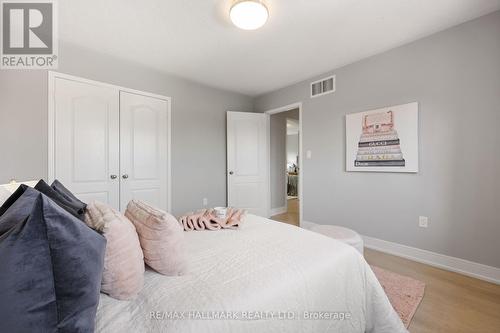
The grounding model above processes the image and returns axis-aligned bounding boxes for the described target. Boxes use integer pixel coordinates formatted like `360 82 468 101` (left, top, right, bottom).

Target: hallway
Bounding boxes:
271 198 299 227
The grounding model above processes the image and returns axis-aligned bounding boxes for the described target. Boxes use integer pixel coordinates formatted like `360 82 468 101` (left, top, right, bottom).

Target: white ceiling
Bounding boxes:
60 0 500 96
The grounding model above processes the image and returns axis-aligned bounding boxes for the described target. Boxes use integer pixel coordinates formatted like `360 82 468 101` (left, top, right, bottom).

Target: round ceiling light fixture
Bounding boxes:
230 0 269 30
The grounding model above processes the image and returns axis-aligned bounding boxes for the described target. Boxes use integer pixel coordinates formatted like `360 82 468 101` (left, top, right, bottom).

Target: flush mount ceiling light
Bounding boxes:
230 0 269 30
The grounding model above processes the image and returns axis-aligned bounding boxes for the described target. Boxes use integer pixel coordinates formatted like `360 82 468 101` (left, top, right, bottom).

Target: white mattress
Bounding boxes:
96 214 407 333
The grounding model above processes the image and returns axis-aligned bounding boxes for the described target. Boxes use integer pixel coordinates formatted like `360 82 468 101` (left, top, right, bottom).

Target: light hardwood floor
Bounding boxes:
365 248 500 333
271 207 500 332
271 198 299 226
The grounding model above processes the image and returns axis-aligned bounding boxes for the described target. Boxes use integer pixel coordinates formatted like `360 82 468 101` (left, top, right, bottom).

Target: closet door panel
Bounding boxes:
72 102 109 181
132 108 159 179
120 92 168 212
53 78 120 209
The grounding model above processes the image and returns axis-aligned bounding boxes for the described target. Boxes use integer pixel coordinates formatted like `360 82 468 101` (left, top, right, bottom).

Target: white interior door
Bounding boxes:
227 112 268 216
53 77 120 208
119 91 169 212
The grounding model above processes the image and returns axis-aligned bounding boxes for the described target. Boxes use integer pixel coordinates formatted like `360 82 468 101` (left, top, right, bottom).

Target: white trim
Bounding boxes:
263 111 271 218
48 71 171 102
47 72 55 182
264 102 303 226
166 97 172 212
283 170 288 212
47 71 173 212
270 206 287 216
363 235 500 285
310 75 336 98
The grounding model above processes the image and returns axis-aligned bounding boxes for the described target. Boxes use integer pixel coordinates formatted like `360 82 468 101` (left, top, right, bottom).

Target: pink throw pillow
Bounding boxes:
125 200 186 276
85 201 144 300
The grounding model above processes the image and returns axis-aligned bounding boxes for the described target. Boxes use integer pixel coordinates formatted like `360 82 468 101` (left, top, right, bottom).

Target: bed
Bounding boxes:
96 214 407 333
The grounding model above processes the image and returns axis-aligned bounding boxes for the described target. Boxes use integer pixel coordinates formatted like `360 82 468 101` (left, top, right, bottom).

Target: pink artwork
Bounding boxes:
355 110 406 167
346 102 419 173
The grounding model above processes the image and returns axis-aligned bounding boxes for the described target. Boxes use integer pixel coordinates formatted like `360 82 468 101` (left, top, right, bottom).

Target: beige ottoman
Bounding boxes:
310 224 364 255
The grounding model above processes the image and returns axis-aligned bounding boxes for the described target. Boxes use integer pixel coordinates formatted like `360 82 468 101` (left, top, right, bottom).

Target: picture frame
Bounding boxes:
345 102 419 173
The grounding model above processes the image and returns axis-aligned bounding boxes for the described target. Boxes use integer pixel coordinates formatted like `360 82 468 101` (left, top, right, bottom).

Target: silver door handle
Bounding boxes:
122 174 129 179
110 175 117 179
229 171 234 175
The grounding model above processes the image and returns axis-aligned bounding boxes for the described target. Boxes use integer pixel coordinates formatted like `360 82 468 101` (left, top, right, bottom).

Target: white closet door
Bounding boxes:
119 91 169 212
53 77 120 208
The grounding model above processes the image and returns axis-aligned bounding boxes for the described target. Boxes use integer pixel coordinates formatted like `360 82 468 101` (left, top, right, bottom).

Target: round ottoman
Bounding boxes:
300 220 319 230
310 225 364 255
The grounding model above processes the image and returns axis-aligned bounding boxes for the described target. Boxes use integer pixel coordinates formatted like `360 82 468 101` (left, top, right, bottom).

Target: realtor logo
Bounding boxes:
1 0 58 69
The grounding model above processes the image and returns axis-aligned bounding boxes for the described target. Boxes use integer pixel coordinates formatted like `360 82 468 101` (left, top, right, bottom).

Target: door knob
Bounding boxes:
229 171 234 175
110 175 117 179
122 174 129 179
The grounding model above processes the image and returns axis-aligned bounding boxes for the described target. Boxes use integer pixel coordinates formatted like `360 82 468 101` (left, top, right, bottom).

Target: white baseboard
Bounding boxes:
270 206 287 216
363 235 500 285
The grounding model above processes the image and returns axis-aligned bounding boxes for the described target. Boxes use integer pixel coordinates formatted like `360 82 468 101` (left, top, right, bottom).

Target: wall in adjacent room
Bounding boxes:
0 42 253 216
269 108 299 210
254 11 500 268
287 134 299 167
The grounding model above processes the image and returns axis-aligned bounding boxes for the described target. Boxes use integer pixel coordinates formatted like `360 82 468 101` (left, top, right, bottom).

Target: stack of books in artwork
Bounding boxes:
355 111 405 167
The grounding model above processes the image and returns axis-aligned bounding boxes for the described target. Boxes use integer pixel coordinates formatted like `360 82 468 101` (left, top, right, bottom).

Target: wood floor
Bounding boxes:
365 249 500 333
272 206 500 332
270 198 299 226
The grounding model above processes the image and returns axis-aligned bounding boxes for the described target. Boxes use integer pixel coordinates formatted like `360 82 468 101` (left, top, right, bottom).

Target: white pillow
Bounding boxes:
0 181 38 206
0 188 11 206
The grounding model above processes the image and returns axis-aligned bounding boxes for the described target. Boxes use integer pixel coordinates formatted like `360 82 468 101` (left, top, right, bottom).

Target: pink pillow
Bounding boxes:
125 200 186 276
85 201 144 300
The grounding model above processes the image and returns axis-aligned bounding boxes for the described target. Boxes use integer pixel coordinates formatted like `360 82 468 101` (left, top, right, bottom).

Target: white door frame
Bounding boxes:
47 71 172 212
264 102 303 225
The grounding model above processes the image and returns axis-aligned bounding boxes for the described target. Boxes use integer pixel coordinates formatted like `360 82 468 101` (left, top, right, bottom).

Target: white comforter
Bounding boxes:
96 215 407 333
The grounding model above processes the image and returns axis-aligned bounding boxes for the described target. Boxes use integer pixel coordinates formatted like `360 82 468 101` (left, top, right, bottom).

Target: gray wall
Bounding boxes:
0 42 253 216
0 71 48 185
269 109 299 210
255 11 500 268
1 12 499 268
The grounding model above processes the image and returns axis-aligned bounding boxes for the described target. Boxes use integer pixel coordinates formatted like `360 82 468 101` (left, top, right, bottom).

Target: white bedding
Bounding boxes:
96 214 407 333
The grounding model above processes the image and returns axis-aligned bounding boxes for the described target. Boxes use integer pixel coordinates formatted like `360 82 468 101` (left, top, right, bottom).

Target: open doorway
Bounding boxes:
266 103 302 227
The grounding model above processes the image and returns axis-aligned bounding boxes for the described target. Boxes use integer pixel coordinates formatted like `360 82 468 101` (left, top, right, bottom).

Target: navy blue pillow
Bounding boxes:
51 179 87 215
34 179 86 221
0 187 106 333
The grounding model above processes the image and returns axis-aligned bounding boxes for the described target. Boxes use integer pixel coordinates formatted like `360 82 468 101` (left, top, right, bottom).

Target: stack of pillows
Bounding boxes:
0 179 186 333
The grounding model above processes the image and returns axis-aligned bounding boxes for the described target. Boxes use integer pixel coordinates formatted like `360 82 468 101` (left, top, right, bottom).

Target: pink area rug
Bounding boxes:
371 266 425 328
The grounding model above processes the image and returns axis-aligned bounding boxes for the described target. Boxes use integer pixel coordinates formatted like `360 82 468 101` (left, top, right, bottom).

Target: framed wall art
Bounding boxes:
346 102 419 173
